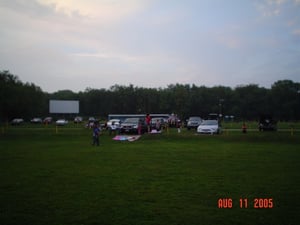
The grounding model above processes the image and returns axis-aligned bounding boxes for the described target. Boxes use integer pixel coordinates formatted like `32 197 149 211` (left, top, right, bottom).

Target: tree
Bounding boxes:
233 84 268 120
0 70 47 121
270 80 300 120
2 69 299 121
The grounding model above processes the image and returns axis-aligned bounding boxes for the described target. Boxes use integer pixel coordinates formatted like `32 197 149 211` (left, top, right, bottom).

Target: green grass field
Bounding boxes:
0 125 299 225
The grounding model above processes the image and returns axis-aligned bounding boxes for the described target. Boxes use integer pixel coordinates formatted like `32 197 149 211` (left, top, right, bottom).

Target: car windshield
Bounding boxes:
151 118 163 122
124 118 140 123
189 117 201 121
109 119 120 123
200 120 218 125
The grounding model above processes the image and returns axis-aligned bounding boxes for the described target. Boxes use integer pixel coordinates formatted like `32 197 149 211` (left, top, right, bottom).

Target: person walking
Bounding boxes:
92 123 100 146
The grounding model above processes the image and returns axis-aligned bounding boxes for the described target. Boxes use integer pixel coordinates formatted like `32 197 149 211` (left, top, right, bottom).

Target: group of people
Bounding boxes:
146 114 165 133
92 116 249 146
91 114 162 146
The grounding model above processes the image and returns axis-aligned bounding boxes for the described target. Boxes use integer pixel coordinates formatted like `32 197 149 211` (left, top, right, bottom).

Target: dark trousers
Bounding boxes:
92 136 99 146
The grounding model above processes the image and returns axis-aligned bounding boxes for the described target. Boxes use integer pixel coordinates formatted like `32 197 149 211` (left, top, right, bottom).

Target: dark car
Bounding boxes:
207 113 219 120
187 116 202 130
259 115 277 131
43 117 53 124
120 118 147 134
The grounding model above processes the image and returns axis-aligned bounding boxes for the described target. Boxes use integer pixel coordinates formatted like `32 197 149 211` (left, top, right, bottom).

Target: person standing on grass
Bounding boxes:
138 120 142 135
242 122 247 133
92 123 100 146
109 121 117 136
145 114 151 133
155 119 161 131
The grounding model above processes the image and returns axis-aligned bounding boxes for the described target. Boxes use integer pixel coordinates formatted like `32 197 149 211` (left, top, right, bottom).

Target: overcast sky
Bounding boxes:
1 0 300 93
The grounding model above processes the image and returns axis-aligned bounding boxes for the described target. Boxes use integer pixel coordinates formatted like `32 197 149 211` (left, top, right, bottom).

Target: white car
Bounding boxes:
11 118 24 125
56 119 68 126
31 118 42 123
197 120 221 134
74 116 83 123
106 119 121 129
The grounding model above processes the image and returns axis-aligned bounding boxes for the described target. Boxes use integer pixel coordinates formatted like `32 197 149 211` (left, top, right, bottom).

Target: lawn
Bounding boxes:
0 126 299 225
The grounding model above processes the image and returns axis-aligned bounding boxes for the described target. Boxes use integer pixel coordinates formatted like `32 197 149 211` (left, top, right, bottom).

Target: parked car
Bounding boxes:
88 117 95 122
259 115 277 131
168 114 181 127
74 116 83 123
106 119 121 134
120 118 147 134
107 119 121 129
56 119 68 126
207 113 219 120
187 116 202 130
86 117 97 128
43 117 53 124
11 118 24 125
150 117 166 130
30 118 42 124
197 120 221 134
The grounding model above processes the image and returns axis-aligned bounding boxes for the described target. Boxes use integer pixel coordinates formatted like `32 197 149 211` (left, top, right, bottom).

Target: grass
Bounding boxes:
0 126 299 225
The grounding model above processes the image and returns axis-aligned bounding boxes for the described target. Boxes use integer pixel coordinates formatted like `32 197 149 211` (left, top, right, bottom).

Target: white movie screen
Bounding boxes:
49 100 79 114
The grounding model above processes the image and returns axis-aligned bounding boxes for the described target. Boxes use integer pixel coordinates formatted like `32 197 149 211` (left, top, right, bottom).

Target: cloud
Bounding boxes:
255 1 282 17
37 0 148 23
0 0 54 17
1 0 299 92
292 29 300 35
255 0 300 17
215 33 242 49
70 52 141 63
266 0 287 4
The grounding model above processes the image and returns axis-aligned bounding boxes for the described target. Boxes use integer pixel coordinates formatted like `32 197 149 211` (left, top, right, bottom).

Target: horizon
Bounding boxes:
8 70 299 93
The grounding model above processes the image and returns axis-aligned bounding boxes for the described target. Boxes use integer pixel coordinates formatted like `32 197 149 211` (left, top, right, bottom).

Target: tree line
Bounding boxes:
1 70 300 122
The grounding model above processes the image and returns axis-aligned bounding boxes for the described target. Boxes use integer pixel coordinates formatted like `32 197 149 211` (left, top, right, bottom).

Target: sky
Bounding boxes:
0 0 300 93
